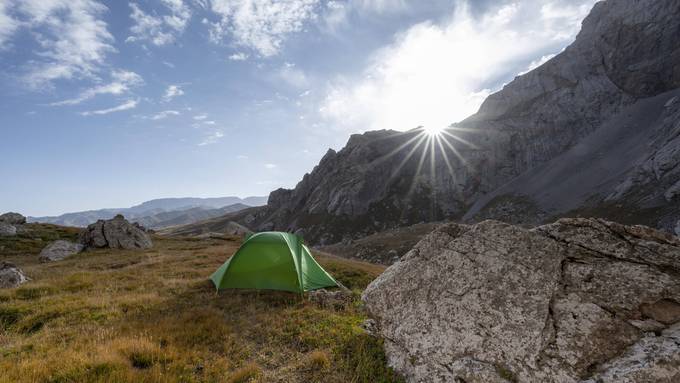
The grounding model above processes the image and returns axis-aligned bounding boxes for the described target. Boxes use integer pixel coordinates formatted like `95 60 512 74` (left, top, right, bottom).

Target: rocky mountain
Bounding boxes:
169 0 680 245
29 196 266 228
363 218 680 382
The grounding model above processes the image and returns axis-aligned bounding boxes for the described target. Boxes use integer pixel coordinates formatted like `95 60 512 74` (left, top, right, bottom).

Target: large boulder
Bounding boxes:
0 262 28 288
78 214 153 250
0 212 26 225
0 222 16 237
362 218 680 383
39 240 85 262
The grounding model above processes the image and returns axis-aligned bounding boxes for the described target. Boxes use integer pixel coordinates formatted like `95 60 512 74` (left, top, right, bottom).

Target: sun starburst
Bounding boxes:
371 124 479 221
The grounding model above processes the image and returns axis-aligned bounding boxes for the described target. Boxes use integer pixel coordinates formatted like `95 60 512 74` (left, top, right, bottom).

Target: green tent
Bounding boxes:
210 231 340 293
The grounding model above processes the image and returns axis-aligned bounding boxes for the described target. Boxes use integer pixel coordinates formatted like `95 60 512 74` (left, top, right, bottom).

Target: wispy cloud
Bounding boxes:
277 62 309 89
0 2 19 49
126 0 191 46
198 130 224 146
81 99 139 116
209 0 320 57
193 114 208 120
264 163 277 169
236 154 248 159
228 52 249 61
50 70 144 106
9 0 115 88
163 85 184 101
151 110 180 120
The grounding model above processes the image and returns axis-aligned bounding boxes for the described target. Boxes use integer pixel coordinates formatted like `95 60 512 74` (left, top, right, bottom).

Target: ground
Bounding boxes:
0 224 402 383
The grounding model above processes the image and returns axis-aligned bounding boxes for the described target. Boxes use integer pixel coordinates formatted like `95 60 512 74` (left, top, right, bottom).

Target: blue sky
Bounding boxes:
0 0 596 216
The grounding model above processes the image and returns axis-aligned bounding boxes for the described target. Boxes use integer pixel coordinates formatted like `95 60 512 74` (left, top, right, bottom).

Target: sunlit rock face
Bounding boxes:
232 0 680 244
363 218 680 383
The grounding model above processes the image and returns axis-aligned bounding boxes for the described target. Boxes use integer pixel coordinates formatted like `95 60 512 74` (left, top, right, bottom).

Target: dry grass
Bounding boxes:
0 226 402 383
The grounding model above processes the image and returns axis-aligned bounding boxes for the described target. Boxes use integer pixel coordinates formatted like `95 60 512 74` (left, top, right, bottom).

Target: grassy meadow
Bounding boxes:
0 225 402 383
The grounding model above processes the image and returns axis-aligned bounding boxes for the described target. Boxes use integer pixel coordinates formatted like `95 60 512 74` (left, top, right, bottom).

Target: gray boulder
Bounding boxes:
0 222 16 237
78 214 153 250
362 218 680 383
39 240 85 262
0 212 26 225
0 262 28 288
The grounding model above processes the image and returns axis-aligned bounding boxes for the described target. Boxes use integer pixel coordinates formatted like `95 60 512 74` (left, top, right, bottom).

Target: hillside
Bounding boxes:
29 196 267 228
0 224 400 382
168 0 680 245
133 203 251 230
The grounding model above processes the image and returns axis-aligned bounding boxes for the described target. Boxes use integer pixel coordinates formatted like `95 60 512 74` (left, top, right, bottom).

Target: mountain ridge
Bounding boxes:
29 196 267 227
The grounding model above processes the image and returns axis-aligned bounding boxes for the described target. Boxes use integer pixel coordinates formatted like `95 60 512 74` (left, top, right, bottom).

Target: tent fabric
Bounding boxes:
210 231 339 293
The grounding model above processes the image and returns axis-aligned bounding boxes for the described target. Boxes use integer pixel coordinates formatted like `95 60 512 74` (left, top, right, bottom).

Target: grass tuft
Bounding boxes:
308 350 331 370
227 362 262 383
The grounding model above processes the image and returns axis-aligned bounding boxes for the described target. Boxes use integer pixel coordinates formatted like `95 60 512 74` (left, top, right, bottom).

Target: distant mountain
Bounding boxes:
133 203 250 230
170 0 680 244
28 196 267 227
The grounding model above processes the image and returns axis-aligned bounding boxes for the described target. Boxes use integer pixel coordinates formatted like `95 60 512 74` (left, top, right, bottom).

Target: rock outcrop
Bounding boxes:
0 262 28 289
78 215 153 250
38 240 85 262
0 212 26 225
362 218 680 383
0 221 17 237
0 212 26 237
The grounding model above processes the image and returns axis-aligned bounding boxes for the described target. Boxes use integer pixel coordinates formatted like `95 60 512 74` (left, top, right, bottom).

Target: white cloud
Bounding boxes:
11 0 115 88
0 2 19 49
236 154 248 159
198 130 224 146
80 99 139 116
228 52 249 61
193 114 208 120
277 62 309 89
203 120 217 125
264 163 277 169
50 70 144 106
319 0 596 133
209 0 320 56
151 110 180 120
322 0 408 31
127 0 191 46
163 84 184 101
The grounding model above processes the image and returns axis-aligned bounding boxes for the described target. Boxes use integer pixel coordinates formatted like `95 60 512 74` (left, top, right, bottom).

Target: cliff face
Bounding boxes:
212 0 680 244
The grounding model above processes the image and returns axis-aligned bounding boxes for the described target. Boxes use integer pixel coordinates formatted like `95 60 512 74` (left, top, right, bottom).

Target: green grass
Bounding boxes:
0 223 79 256
0 225 402 383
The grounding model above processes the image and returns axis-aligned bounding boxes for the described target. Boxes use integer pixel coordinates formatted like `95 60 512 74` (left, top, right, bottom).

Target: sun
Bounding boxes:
422 125 444 136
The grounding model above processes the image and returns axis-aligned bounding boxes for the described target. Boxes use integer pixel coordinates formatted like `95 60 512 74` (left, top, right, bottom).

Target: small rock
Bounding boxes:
39 240 85 262
360 319 378 336
0 212 26 225
308 288 352 310
0 262 29 289
0 222 17 237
